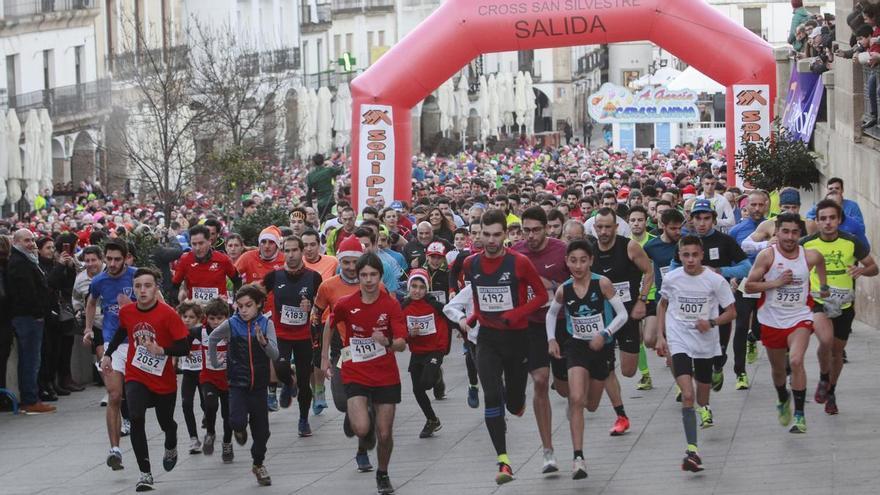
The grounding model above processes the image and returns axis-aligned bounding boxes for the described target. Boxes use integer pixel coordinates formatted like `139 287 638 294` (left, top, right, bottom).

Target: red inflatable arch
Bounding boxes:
349 0 776 210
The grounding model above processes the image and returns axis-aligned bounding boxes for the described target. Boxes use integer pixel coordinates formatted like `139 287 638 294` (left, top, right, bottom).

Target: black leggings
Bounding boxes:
463 340 479 387
180 371 203 438
476 327 529 456
275 339 314 420
202 383 232 443
733 293 761 375
409 352 443 421
125 381 178 474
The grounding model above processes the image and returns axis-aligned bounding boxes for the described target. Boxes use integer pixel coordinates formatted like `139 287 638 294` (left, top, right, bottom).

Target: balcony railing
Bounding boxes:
1 0 96 19
237 48 301 77
332 0 361 13
301 3 331 25
365 0 394 11
863 66 880 141
109 46 190 80
4 79 111 119
304 70 360 90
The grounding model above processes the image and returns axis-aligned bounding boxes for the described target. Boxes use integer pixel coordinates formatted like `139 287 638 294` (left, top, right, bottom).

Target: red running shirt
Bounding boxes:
119 302 189 395
332 290 406 387
172 250 237 302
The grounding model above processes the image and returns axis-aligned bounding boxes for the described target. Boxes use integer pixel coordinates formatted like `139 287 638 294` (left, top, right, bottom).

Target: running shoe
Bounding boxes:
222 443 234 463
572 456 588 480
356 451 373 472
252 464 272 486
699 405 714 429
675 384 682 402
267 391 279 412
609 415 630 436
162 448 178 472
100 393 108 407
636 373 653 391
106 448 124 471
203 433 215 456
376 472 395 494
711 370 724 392
298 418 313 437
789 414 807 434
419 418 442 438
495 462 514 485
735 373 750 390
312 390 328 416
135 472 154 492
121 418 131 437
777 394 792 427
825 394 839 415
681 451 704 472
541 448 558 474
467 385 480 409
814 380 829 404
234 429 248 446
433 368 446 400
280 384 293 409
189 437 202 454
746 340 758 364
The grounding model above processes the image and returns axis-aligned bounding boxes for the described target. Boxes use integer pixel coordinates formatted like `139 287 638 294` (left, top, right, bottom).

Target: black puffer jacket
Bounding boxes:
6 248 48 319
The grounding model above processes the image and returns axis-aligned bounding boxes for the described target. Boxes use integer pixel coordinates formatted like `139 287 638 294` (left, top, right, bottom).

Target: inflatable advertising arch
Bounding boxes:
349 0 776 210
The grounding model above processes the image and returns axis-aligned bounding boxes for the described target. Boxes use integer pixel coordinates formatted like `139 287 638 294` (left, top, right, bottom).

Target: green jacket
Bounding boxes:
788 7 811 45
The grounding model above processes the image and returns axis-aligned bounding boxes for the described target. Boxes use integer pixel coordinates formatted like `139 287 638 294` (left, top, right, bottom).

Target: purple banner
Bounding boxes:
781 66 825 142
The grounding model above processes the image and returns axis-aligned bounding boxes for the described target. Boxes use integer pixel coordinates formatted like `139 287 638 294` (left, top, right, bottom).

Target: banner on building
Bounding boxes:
357 104 395 209
732 84 771 166
781 66 824 142
588 83 699 123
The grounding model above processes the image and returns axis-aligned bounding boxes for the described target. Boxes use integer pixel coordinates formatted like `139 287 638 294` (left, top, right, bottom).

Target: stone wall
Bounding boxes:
795 0 880 327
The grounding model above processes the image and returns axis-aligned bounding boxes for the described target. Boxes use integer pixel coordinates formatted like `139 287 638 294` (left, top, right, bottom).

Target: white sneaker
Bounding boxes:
135 472 154 491
572 457 588 480
121 419 131 437
189 437 202 454
541 448 559 474
100 393 108 407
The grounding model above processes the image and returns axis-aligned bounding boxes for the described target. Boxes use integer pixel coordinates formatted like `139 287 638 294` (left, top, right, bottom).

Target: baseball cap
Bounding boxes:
390 200 404 211
426 241 446 257
691 198 716 215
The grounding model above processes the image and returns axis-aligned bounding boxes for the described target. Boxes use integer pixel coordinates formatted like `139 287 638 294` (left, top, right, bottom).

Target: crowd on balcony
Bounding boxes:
832 2 880 129
788 0 836 74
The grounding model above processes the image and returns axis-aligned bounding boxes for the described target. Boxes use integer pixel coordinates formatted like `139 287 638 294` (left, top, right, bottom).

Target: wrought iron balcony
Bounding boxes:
1 0 97 19
4 79 111 119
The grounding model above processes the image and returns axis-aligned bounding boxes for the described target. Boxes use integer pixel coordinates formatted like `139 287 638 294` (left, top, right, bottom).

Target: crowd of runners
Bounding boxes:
1 143 875 494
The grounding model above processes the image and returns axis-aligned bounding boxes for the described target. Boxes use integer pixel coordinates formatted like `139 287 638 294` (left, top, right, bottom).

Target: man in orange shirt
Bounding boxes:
234 226 285 411
303 229 339 280
302 228 339 415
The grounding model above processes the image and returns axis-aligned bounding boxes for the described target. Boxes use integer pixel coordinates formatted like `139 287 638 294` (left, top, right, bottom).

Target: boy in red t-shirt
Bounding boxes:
101 267 190 492
199 299 233 462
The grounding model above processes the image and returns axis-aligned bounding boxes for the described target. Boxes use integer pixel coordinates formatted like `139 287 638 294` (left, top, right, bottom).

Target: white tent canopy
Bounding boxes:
455 75 470 139
23 110 41 204
6 109 22 205
39 109 53 196
316 86 333 154
524 72 537 136
477 75 491 144
332 83 353 150
487 74 500 138
437 78 454 136
632 66 681 88
666 66 725 93
0 112 8 205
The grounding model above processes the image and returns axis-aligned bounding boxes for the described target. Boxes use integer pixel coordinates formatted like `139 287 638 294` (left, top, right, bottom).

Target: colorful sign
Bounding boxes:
732 84 771 167
357 104 395 209
781 66 824 142
588 83 699 123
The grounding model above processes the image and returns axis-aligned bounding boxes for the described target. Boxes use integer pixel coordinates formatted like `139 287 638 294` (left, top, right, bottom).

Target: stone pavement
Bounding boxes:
2 321 879 495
